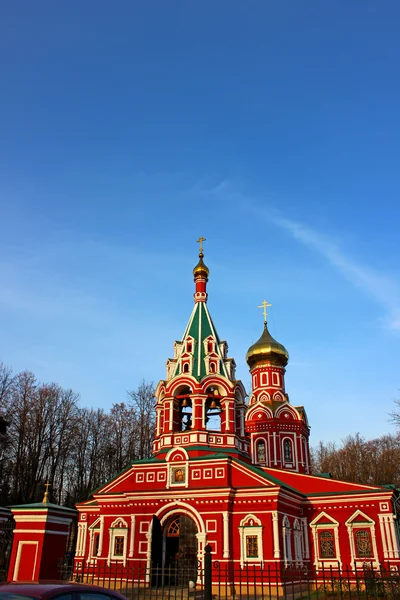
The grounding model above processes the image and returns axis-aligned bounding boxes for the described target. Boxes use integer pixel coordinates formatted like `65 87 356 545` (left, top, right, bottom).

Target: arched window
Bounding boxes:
167 518 180 537
205 390 222 431
283 439 293 462
183 363 189 373
256 440 266 464
319 531 335 558
210 363 216 373
355 529 372 558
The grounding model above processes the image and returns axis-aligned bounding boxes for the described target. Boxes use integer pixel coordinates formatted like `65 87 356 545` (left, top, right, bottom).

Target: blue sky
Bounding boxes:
1 1 399 446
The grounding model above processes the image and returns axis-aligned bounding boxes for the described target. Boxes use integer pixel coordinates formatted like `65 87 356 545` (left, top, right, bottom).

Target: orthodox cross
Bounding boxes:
196 236 206 254
258 300 272 324
42 482 51 504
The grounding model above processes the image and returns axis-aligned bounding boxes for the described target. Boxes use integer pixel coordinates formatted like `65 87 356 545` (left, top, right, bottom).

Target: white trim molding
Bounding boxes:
310 511 342 571
345 510 379 570
239 514 264 568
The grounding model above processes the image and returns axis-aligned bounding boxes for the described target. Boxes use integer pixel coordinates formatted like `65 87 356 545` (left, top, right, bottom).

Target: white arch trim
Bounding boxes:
246 405 273 421
110 517 128 528
165 446 189 462
275 404 299 420
154 500 206 535
239 513 262 527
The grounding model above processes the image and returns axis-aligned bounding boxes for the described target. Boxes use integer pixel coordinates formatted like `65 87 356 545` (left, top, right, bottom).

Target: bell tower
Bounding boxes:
245 301 311 473
153 240 248 459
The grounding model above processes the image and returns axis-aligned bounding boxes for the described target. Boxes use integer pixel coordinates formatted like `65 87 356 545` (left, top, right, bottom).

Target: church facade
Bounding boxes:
74 245 400 582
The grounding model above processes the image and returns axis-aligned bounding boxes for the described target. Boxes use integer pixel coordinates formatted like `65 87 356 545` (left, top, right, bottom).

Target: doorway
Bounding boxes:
151 514 198 585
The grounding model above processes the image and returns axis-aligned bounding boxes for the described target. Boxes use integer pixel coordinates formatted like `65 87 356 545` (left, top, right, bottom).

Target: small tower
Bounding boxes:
153 239 248 458
245 301 311 473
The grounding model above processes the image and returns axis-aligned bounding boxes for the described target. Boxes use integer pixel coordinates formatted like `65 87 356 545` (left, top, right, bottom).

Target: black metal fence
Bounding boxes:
62 555 400 600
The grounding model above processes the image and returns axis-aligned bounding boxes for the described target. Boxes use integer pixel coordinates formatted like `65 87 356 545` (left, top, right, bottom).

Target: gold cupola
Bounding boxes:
246 300 289 368
193 253 209 280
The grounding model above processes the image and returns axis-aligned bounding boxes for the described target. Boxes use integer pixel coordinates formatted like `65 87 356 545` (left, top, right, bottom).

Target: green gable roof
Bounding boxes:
170 301 231 381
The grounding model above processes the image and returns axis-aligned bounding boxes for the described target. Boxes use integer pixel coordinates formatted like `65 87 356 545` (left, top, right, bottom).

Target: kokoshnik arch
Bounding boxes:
74 240 400 582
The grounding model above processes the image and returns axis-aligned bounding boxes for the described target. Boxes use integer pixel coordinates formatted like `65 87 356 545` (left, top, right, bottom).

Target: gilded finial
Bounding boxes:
42 482 51 504
196 236 206 255
258 300 272 326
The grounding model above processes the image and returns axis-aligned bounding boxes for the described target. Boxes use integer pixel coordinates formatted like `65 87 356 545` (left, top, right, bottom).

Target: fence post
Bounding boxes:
204 544 212 600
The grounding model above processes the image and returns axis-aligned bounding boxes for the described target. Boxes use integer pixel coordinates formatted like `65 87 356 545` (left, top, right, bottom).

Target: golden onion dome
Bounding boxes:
193 252 209 279
246 323 289 369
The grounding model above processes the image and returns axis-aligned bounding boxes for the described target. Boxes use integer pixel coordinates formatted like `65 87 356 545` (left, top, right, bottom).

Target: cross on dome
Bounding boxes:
196 236 206 255
258 299 272 324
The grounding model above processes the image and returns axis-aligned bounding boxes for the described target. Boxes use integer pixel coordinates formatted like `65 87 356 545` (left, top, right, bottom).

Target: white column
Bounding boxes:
380 515 389 558
76 524 82 557
80 522 87 557
196 533 207 583
98 516 104 556
273 433 277 465
223 512 230 558
302 518 310 558
272 512 280 558
129 515 136 557
145 519 153 583
389 515 400 558
107 528 112 566
156 408 160 436
240 408 245 437
169 400 174 431
347 526 355 567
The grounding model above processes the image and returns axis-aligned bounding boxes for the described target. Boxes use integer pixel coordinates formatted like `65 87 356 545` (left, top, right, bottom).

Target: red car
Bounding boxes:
0 583 129 600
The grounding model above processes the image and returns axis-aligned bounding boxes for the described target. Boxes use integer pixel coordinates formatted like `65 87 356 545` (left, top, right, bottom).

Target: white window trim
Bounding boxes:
108 518 128 566
282 515 292 567
88 518 101 563
281 435 296 469
310 512 342 571
239 514 264 568
345 511 379 569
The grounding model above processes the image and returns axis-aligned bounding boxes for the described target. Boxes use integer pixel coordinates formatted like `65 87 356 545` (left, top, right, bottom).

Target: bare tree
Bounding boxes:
127 380 155 460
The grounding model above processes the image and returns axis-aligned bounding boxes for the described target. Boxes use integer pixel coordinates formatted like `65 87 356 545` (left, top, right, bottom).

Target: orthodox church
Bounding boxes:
74 242 400 581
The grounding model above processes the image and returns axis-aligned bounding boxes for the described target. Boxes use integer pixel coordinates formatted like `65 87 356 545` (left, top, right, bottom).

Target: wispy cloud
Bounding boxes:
267 211 400 330
199 180 400 331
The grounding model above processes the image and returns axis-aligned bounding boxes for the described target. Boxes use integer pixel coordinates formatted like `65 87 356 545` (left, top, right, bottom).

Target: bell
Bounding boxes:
182 398 188 407
210 399 217 409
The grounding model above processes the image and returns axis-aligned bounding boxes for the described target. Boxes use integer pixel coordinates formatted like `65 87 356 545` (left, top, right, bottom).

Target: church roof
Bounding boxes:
169 301 230 381
260 466 387 496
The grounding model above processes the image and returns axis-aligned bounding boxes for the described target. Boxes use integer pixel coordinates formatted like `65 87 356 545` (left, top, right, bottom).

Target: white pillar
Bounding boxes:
380 515 389 558
98 516 104 556
223 512 230 558
389 515 400 558
272 512 280 558
145 519 153 583
129 515 136 557
240 408 245 437
302 518 310 558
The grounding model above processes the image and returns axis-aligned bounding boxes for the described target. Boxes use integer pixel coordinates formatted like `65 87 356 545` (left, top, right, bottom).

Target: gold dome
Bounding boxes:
246 323 289 369
193 253 209 279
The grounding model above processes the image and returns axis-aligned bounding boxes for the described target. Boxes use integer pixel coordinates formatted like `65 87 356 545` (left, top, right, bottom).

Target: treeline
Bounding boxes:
0 362 155 507
311 432 400 488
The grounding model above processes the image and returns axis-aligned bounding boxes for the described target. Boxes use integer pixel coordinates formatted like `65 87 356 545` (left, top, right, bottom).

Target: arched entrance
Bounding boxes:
151 514 198 585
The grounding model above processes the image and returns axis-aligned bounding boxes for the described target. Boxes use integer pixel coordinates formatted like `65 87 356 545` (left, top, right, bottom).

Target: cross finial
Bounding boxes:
42 482 51 504
196 236 206 255
258 300 272 325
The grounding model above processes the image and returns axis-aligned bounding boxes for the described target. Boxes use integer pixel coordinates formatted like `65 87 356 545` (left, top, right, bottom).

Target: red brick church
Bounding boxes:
74 242 400 582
